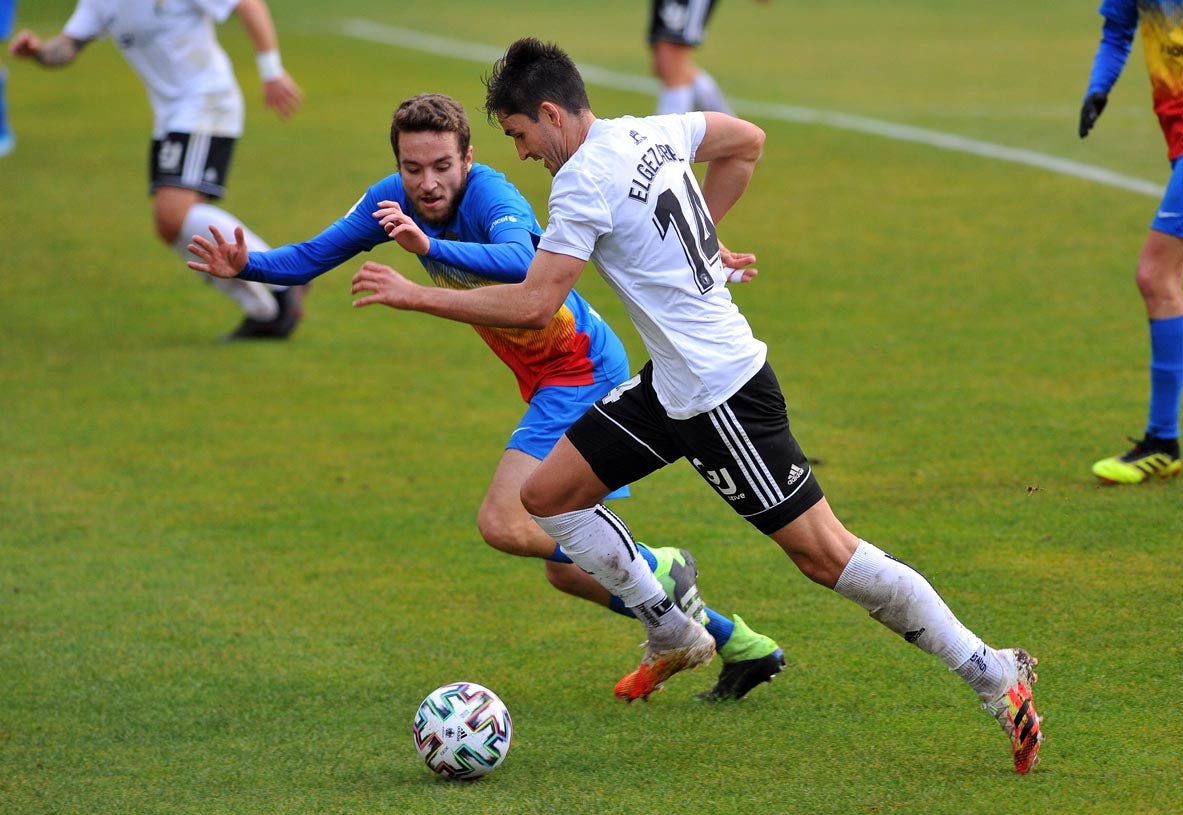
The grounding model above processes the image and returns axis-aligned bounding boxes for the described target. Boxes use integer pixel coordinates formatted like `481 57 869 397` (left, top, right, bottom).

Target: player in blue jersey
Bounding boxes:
1080 0 1183 483
0 0 16 156
187 93 784 701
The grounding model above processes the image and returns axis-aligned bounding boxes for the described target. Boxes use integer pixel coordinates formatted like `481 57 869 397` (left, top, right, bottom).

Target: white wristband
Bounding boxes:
256 50 284 83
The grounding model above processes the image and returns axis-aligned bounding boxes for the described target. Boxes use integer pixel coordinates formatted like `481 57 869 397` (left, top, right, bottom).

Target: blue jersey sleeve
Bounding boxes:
1087 1 1138 96
424 228 537 283
237 176 402 285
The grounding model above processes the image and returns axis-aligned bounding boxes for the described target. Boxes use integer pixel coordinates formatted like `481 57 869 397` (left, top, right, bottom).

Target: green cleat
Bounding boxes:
1092 434 1181 484
650 546 707 624
695 615 786 701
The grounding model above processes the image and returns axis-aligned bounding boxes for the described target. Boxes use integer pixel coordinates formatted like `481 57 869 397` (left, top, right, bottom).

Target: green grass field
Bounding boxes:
3 1 1181 813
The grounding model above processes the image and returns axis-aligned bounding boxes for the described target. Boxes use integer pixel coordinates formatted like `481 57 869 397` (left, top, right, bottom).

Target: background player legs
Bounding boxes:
652 39 697 115
156 185 298 332
652 39 731 115
1092 226 1183 481
1135 230 1183 440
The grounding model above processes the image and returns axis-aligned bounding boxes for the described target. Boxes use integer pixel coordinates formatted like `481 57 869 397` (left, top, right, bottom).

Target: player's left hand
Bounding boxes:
1079 91 1107 138
374 200 431 255
263 74 303 119
352 261 419 310
720 242 759 284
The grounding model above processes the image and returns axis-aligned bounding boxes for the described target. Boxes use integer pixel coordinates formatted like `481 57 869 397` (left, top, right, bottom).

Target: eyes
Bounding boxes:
401 161 453 177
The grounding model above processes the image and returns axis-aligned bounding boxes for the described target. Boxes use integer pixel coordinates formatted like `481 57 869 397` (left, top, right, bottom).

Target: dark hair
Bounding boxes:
389 93 471 160
482 38 590 124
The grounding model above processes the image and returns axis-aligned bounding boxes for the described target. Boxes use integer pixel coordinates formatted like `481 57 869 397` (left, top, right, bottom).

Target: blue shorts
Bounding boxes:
508 380 631 500
1152 157 1183 238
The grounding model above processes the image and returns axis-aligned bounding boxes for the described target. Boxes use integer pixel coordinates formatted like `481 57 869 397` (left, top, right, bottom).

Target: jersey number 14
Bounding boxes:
653 172 720 295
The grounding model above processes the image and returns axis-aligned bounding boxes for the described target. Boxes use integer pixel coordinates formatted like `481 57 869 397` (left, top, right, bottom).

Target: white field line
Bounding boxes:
341 18 1163 199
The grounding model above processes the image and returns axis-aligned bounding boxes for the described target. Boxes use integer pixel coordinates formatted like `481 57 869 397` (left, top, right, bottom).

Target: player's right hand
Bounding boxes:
720 241 759 284
263 74 303 119
8 30 43 58
351 261 419 310
1079 92 1108 138
374 200 430 256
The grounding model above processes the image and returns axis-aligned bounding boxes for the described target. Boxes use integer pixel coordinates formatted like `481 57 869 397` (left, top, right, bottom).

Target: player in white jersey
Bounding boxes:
9 0 304 340
647 0 770 115
349 38 1044 775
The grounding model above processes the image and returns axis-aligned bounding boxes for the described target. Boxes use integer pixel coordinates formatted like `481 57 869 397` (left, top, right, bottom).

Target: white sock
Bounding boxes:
657 84 695 115
532 505 689 636
691 70 732 114
174 203 279 321
834 540 983 671
953 642 1006 698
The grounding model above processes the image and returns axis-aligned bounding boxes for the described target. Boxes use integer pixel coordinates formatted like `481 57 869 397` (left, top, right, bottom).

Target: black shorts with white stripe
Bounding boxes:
648 0 720 47
566 360 825 535
148 132 237 199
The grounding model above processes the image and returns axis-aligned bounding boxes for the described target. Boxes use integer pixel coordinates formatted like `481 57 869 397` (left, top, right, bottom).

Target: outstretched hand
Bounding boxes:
351 261 419 309
187 225 249 278
373 200 431 255
1079 92 1108 138
720 242 759 284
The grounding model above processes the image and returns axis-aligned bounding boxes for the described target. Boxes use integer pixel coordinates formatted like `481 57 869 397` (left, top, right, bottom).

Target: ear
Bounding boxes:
463 144 474 168
539 101 563 128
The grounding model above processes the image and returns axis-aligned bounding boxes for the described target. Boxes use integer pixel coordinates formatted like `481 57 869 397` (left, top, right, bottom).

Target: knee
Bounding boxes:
544 560 584 595
651 42 694 86
518 478 553 518
153 188 205 246
792 553 846 589
153 202 186 245
772 514 860 589
1134 257 1163 300
154 214 181 244
475 505 530 557
1135 235 1183 308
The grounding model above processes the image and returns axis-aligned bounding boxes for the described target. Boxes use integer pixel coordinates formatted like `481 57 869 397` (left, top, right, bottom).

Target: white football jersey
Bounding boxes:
64 0 244 137
538 113 767 420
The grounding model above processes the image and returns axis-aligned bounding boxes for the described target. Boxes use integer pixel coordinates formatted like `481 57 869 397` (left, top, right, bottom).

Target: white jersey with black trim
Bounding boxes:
538 113 767 420
64 0 244 138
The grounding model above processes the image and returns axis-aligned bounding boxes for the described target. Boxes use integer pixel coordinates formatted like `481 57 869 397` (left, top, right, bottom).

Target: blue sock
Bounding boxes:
552 542 656 618
554 542 736 635
1147 315 1183 440
550 542 658 571
636 543 658 571
703 608 735 649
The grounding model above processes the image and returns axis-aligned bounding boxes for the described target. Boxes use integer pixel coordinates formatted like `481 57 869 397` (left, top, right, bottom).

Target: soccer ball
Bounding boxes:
412 681 512 780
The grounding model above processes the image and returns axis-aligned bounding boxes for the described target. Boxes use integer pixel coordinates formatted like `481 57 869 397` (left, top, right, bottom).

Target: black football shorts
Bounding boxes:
566 360 824 534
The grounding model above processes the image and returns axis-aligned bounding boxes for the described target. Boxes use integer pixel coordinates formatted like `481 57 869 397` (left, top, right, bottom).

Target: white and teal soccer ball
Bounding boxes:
412 681 512 780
